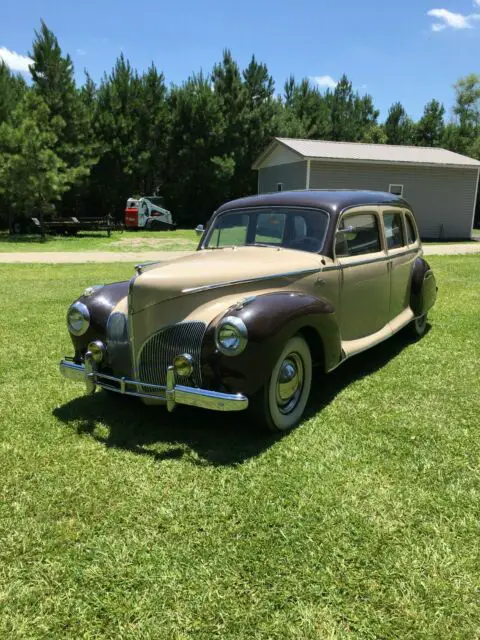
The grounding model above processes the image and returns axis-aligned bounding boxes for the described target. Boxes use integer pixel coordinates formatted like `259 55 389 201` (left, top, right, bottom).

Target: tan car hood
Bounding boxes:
130 246 323 313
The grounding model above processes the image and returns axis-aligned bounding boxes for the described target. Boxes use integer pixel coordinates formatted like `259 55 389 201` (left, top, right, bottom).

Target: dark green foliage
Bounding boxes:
385 101 415 145
166 72 227 223
0 62 27 125
416 99 445 147
0 21 478 229
0 93 88 230
451 73 480 158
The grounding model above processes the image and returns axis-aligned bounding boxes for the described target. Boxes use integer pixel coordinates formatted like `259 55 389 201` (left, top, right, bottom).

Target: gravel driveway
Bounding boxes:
0 244 479 263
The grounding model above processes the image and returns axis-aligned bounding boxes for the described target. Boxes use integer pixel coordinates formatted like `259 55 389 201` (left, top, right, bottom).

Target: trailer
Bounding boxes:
25 215 123 237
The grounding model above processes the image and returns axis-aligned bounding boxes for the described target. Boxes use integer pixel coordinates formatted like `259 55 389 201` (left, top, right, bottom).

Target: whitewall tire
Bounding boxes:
251 335 312 432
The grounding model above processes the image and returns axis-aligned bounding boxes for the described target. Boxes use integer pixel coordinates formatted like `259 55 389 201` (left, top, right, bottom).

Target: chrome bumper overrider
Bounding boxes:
59 358 248 412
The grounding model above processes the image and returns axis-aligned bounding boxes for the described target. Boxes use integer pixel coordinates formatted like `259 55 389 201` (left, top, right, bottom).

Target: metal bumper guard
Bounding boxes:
59 358 248 412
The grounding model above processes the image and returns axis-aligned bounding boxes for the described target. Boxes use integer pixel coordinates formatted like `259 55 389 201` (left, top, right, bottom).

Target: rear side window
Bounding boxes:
336 213 381 257
384 212 405 249
405 213 417 244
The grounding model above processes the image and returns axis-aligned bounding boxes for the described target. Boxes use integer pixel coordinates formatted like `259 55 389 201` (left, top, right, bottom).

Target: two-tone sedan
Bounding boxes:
60 190 437 431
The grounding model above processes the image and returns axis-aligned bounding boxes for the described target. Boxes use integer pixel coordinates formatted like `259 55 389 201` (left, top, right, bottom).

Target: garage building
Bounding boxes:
252 138 480 239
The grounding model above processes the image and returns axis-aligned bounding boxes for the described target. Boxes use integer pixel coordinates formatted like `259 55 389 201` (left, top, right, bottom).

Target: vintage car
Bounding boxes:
60 190 437 431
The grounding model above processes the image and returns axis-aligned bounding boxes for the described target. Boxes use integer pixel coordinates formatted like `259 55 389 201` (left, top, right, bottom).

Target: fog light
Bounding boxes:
87 340 106 363
173 353 194 377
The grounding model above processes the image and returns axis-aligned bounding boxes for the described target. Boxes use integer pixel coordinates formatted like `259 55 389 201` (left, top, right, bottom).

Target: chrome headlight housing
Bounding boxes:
215 316 248 356
67 301 90 336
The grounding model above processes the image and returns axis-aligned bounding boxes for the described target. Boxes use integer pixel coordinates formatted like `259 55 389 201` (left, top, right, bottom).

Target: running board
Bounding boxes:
340 308 415 359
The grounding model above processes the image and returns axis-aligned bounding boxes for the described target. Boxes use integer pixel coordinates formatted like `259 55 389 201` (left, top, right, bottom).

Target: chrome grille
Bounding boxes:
138 321 206 388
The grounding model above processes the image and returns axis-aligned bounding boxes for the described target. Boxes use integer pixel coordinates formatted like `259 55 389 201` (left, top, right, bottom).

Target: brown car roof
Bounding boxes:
215 189 408 220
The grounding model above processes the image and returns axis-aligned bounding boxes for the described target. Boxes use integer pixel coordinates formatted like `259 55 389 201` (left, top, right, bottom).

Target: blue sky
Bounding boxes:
1 0 479 121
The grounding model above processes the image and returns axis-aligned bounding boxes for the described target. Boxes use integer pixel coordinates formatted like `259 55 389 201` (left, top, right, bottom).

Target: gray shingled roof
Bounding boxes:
253 137 480 169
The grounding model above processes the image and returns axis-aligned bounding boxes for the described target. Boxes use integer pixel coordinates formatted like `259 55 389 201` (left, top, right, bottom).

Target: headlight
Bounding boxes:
67 301 90 336
215 316 248 356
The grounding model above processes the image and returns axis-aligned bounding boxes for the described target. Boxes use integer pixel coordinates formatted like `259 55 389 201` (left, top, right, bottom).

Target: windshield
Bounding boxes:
203 207 329 253
146 196 165 207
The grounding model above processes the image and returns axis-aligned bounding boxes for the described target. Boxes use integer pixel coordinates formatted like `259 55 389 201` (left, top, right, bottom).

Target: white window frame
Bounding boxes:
277 182 283 192
389 184 404 197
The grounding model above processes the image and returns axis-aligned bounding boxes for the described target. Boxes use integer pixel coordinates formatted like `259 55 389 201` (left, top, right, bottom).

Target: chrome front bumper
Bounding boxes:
59 358 248 412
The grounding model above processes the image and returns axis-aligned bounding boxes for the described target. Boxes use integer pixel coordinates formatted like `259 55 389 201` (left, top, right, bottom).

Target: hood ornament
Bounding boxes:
233 296 256 310
82 285 104 298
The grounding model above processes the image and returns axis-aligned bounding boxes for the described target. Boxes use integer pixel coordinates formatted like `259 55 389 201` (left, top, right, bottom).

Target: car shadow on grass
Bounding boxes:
53 325 428 466
54 394 280 466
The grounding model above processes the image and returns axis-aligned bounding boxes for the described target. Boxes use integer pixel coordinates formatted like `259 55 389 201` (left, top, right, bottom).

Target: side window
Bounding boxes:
335 213 381 258
383 212 405 249
405 213 417 244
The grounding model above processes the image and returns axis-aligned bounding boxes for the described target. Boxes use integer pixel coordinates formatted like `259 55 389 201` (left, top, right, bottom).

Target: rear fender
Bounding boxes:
201 291 340 396
410 257 437 316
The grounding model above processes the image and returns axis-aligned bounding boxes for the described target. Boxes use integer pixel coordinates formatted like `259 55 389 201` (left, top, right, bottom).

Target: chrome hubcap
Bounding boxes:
276 353 304 415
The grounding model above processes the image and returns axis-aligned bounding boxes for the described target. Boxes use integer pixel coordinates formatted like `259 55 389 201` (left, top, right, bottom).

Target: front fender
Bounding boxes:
201 291 340 396
68 280 130 359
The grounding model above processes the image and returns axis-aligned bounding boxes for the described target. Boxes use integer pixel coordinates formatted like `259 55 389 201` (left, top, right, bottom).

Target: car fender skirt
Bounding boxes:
201 291 340 396
410 258 437 316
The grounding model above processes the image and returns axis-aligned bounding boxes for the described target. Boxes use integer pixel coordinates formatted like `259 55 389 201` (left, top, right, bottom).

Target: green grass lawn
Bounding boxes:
0 256 479 638
0 229 199 252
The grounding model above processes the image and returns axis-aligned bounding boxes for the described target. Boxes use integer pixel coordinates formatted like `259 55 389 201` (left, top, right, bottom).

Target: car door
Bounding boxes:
335 207 390 341
381 208 417 321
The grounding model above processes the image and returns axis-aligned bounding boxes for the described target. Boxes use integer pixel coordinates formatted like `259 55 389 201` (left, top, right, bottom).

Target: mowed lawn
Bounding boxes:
0 229 199 253
0 256 479 639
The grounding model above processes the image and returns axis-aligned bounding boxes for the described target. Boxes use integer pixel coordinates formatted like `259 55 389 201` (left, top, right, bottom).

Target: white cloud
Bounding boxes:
475 0 480 7
76 48 86 56
0 46 32 73
310 75 337 89
427 8 480 30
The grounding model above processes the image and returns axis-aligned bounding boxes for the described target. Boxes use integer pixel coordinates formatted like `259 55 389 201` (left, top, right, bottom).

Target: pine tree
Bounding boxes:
89 54 143 215
416 100 445 147
384 102 415 145
29 21 97 214
0 62 27 125
0 93 86 233
166 72 226 223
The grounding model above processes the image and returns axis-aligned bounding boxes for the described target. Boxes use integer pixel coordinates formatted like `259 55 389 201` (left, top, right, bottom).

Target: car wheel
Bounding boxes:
410 313 427 338
250 335 312 432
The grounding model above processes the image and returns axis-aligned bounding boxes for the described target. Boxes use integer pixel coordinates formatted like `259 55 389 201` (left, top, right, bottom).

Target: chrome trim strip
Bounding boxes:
338 247 420 270
181 267 321 294
59 360 248 412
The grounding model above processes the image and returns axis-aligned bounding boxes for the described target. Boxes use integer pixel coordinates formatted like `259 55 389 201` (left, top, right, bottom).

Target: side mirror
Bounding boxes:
195 224 204 236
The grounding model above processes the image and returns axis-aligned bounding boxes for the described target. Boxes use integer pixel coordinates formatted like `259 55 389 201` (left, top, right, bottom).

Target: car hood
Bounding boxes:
130 246 323 313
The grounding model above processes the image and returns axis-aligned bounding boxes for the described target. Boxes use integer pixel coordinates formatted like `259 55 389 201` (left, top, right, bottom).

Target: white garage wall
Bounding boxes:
309 160 477 239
